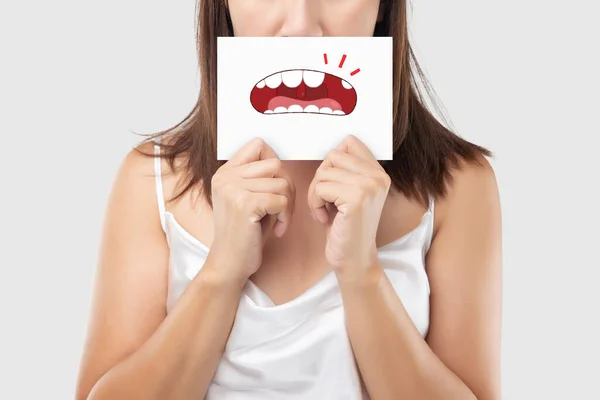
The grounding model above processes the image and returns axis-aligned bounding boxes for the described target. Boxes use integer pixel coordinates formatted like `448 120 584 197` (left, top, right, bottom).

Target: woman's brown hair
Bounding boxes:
136 0 492 209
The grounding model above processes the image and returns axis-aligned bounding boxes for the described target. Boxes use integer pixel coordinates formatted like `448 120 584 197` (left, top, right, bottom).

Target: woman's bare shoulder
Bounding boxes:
115 135 187 211
109 140 164 220
434 154 499 231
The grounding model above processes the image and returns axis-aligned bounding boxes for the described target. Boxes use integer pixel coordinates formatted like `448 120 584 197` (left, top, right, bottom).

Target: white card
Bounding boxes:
217 37 393 160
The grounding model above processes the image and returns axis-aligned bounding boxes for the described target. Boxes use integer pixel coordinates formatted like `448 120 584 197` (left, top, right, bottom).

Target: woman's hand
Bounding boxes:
307 134 391 278
207 137 296 283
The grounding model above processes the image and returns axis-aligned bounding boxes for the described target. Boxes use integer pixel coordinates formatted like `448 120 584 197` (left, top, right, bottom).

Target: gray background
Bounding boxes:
1 0 598 398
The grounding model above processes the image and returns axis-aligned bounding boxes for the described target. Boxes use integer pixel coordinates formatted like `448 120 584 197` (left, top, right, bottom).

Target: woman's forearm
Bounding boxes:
86 258 246 400
337 264 476 400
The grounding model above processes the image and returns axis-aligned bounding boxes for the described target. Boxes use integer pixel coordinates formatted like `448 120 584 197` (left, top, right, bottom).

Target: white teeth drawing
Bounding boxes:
265 73 282 89
302 70 325 88
260 69 328 89
341 80 353 89
263 105 346 114
281 70 303 88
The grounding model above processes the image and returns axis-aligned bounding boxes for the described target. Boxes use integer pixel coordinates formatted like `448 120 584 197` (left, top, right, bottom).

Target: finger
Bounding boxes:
233 158 282 179
314 181 346 205
313 166 362 185
272 165 296 218
310 181 347 223
307 173 343 224
248 193 292 237
336 134 379 167
321 148 377 175
243 178 294 206
224 137 279 168
232 157 296 207
228 143 296 215
248 193 288 222
243 173 295 237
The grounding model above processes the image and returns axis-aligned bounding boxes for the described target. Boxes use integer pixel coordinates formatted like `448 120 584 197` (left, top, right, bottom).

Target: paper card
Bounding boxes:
217 37 393 160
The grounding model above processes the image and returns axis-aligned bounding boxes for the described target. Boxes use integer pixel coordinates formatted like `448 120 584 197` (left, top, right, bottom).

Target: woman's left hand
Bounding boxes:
307 134 391 278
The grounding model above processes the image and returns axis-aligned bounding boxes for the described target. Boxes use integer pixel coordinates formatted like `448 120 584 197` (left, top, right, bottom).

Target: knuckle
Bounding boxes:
270 158 282 171
327 149 340 158
325 149 339 162
367 178 379 194
376 171 391 187
383 174 391 188
313 168 323 181
279 195 289 209
277 178 289 191
234 191 251 211
345 134 357 144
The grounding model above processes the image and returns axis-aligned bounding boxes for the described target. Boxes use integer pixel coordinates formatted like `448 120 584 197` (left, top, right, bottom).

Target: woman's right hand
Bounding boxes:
206 137 296 283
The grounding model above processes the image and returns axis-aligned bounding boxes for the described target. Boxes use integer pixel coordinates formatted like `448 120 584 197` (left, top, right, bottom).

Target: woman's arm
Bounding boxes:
339 157 502 400
75 144 245 400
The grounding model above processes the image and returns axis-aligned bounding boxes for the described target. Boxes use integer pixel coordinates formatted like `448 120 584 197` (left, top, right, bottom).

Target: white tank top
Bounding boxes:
153 141 433 399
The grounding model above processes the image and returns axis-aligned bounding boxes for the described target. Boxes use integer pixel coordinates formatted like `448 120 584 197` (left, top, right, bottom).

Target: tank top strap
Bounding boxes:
428 193 435 216
153 137 167 234
423 193 436 256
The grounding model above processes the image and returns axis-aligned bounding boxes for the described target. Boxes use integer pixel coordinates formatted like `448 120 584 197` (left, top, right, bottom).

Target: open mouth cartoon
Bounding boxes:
250 69 358 116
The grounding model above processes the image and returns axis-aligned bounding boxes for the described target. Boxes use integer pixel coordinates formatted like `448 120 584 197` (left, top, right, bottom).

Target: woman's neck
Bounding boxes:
280 160 321 191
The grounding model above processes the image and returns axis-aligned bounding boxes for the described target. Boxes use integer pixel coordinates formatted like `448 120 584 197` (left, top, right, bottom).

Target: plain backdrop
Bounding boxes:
1 0 598 399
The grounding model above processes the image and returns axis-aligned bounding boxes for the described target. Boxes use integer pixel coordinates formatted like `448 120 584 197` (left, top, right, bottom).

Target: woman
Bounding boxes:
76 0 502 399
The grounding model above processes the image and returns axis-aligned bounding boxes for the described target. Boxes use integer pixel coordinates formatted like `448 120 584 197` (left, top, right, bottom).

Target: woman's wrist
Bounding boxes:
334 258 384 291
199 255 249 292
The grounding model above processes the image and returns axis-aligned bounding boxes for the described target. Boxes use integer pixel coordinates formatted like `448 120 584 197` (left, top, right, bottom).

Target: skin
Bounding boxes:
76 1 502 399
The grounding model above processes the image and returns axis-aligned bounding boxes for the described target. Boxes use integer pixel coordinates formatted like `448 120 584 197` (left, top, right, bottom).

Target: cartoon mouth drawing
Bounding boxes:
250 69 358 116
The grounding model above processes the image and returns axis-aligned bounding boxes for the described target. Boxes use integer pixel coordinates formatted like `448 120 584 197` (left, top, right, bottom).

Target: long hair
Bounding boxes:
135 0 491 208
